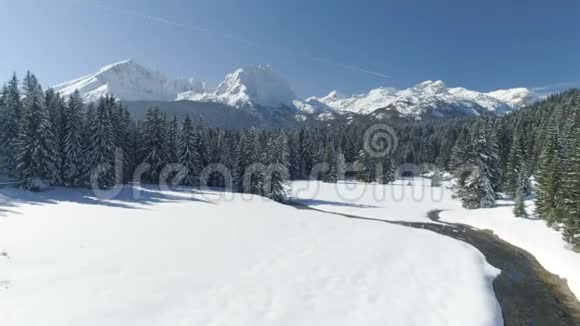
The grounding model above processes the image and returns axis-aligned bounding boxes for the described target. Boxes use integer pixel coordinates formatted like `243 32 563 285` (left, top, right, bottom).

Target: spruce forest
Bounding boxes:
1 72 579 247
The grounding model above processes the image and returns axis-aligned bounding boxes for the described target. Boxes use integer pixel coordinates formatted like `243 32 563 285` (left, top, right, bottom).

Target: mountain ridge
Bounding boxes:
309 80 538 116
53 60 540 119
53 59 206 102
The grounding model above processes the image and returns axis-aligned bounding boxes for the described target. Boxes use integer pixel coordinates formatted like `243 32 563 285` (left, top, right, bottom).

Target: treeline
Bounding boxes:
0 72 399 200
0 72 578 246
390 90 580 247
0 73 292 201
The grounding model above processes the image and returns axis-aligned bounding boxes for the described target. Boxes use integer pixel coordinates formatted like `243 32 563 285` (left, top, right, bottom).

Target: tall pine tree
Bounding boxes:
0 74 22 175
264 132 290 202
178 115 201 186
62 91 86 186
16 73 57 190
85 96 117 189
141 108 169 183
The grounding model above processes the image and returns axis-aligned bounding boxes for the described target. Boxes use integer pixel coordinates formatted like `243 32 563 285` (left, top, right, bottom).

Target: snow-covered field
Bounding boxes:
290 178 460 223
291 179 580 301
0 184 502 326
442 199 580 301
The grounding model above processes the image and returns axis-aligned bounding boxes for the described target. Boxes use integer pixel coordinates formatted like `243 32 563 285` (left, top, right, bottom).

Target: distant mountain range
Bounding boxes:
53 59 540 122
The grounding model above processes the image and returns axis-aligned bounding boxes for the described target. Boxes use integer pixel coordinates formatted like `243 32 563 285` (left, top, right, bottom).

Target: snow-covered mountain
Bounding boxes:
54 60 539 120
177 65 296 108
486 88 539 109
307 80 539 117
53 59 206 102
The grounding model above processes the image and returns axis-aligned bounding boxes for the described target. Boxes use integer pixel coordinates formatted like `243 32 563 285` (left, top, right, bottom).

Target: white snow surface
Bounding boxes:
177 65 296 108
53 60 206 102
291 179 580 302
0 184 502 326
441 198 580 301
309 81 539 115
486 88 539 109
290 178 459 223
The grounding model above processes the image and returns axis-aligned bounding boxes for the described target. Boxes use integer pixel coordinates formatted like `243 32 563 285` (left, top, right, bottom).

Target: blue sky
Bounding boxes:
1 0 580 97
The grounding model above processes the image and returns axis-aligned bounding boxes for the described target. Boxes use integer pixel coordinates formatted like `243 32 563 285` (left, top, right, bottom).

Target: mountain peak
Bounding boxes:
53 60 205 102
486 88 539 108
98 59 135 71
320 90 345 101
179 64 296 108
414 80 447 93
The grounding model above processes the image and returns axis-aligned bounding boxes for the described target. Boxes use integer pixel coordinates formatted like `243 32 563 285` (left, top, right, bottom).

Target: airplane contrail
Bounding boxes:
93 2 392 80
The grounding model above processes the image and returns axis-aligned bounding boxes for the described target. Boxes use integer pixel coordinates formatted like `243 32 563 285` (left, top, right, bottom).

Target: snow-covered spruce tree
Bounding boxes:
263 132 290 202
354 148 376 183
0 74 22 175
246 129 265 195
287 131 302 180
474 172 496 209
108 101 122 146
479 118 501 191
204 129 225 187
233 131 246 192
84 102 95 136
455 165 496 209
505 127 530 197
62 91 86 186
45 89 66 185
235 129 263 194
119 105 135 183
336 150 346 181
131 120 145 172
513 164 529 218
217 131 237 187
84 96 117 189
178 114 201 186
168 115 179 164
513 193 528 218
196 118 209 169
449 127 473 171
379 155 395 184
107 102 132 183
535 120 561 225
15 73 57 191
321 142 338 183
300 130 318 179
431 168 443 187
559 125 580 247
141 107 169 184
452 125 497 209
496 120 513 193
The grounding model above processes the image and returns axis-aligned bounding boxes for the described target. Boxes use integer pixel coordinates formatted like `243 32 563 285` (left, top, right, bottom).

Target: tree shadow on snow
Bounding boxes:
0 185 211 215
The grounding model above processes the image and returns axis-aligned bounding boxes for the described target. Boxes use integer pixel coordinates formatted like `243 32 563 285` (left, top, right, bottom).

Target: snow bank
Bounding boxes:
0 185 501 325
441 199 580 301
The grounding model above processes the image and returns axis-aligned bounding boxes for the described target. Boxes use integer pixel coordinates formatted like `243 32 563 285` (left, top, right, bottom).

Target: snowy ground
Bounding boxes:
291 178 580 302
290 178 460 223
441 199 580 301
0 184 502 326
